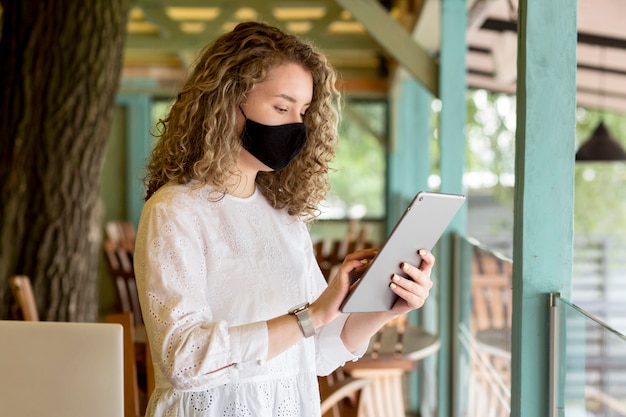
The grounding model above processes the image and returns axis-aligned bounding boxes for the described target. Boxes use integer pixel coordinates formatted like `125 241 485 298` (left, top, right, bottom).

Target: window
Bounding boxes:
320 99 387 219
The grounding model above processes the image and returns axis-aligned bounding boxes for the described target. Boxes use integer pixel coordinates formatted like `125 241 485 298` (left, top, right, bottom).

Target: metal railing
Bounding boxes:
550 294 626 417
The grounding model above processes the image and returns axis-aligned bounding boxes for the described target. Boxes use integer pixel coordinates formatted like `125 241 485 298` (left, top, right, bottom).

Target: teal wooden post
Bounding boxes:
408 80 433 201
438 0 467 416
387 76 432 230
512 0 576 416
115 94 152 227
388 75 433 413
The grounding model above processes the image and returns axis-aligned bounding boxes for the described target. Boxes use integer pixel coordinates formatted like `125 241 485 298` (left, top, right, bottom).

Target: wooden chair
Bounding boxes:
471 247 513 350
465 327 511 417
103 221 150 415
146 340 155 405
340 324 440 417
320 369 370 417
315 220 375 280
106 221 137 253
9 275 39 321
468 247 513 417
106 312 141 417
103 221 142 327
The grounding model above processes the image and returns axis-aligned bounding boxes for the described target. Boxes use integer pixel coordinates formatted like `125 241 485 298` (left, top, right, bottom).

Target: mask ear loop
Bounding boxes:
238 105 255 152
238 106 250 141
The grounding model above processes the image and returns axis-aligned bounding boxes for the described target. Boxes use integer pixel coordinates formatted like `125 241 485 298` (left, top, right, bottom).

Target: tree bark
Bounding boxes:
0 0 131 321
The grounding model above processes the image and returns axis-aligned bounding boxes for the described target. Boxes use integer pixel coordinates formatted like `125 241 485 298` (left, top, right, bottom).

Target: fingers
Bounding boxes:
389 272 432 309
337 259 367 276
335 248 379 283
343 248 379 263
416 249 435 271
388 249 435 309
400 249 433 282
390 273 432 296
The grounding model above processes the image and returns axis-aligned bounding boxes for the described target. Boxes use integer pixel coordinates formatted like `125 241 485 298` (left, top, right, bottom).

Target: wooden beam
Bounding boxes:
336 77 389 94
332 0 439 96
125 32 380 51
511 0 577 415
343 103 386 145
437 1 467 416
139 1 183 39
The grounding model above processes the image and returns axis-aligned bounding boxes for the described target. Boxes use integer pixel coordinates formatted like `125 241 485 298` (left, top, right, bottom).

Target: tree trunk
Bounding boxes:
0 0 131 321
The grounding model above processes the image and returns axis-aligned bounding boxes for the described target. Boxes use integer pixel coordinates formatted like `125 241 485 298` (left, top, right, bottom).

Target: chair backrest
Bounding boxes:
9 275 39 321
315 220 374 280
105 312 140 417
106 221 136 253
104 221 143 327
320 370 369 417
471 247 513 333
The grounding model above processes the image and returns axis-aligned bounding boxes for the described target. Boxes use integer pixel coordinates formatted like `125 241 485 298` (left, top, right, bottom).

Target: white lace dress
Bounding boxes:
134 182 364 417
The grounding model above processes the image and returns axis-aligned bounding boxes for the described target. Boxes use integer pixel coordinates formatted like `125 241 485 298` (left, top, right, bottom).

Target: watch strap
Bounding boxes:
289 303 315 338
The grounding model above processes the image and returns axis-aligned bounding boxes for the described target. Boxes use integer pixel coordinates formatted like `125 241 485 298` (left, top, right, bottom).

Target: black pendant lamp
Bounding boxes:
575 122 626 162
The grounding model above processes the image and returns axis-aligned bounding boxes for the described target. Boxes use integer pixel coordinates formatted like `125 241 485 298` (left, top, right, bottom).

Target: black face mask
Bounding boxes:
240 110 308 171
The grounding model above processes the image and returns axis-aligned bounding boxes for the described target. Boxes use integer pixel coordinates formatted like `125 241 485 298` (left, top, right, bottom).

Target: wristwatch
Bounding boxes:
289 302 315 338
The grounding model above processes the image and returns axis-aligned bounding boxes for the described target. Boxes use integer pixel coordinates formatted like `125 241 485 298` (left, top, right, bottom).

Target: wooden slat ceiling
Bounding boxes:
461 0 626 113
123 0 422 96
122 0 626 112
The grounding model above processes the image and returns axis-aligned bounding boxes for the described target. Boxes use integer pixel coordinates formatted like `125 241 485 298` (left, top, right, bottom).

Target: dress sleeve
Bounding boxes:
134 201 268 391
315 313 368 376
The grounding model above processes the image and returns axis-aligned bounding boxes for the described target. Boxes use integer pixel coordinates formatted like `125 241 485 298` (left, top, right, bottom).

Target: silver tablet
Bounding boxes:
340 191 466 313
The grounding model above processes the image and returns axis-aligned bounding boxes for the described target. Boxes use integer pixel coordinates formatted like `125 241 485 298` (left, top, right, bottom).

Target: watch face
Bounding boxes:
290 302 315 338
290 302 309 314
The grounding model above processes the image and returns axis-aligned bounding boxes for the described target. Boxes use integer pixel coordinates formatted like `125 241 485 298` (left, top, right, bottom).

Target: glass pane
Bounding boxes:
572 234 626 335
555 296 626 417
456 236 512 417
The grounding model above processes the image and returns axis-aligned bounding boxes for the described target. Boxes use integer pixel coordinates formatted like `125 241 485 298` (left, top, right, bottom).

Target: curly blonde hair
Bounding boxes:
144 21 340 220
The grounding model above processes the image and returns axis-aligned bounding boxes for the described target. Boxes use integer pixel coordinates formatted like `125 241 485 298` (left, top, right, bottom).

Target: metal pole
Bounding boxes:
549 292 562 417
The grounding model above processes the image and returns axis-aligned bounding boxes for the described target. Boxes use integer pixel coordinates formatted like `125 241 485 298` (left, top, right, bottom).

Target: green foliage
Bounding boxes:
574 164 626 234
465 90 517 188
465 89 626 236
324 100 387 219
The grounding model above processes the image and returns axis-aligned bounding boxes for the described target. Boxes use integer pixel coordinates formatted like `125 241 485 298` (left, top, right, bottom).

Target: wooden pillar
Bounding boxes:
388 73 434 413
115 94 151 227
438 0 467 416
511 0 576 416
387 74 433 230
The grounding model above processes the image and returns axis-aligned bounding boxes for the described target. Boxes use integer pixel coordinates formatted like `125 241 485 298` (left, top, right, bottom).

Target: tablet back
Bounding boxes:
340 191 465 313
0 320 124 417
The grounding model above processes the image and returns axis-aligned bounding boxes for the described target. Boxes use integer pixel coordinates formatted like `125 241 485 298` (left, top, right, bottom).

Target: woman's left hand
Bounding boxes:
387 249 435 315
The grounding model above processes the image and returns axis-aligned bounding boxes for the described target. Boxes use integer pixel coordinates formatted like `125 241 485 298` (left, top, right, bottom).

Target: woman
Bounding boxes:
134 21 435 416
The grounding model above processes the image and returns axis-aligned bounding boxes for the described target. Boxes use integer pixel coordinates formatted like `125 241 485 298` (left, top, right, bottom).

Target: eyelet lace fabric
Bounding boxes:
134 183 362 416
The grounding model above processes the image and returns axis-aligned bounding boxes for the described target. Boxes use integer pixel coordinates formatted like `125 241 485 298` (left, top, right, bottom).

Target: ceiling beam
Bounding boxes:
332 0 439 96
126 32 380 51
482 18 626 50
468 0 497 34
344 102 386 145
139 0 183 39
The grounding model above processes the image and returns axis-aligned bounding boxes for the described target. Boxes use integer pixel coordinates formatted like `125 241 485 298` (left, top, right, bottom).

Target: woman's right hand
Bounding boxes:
308 248 378 329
